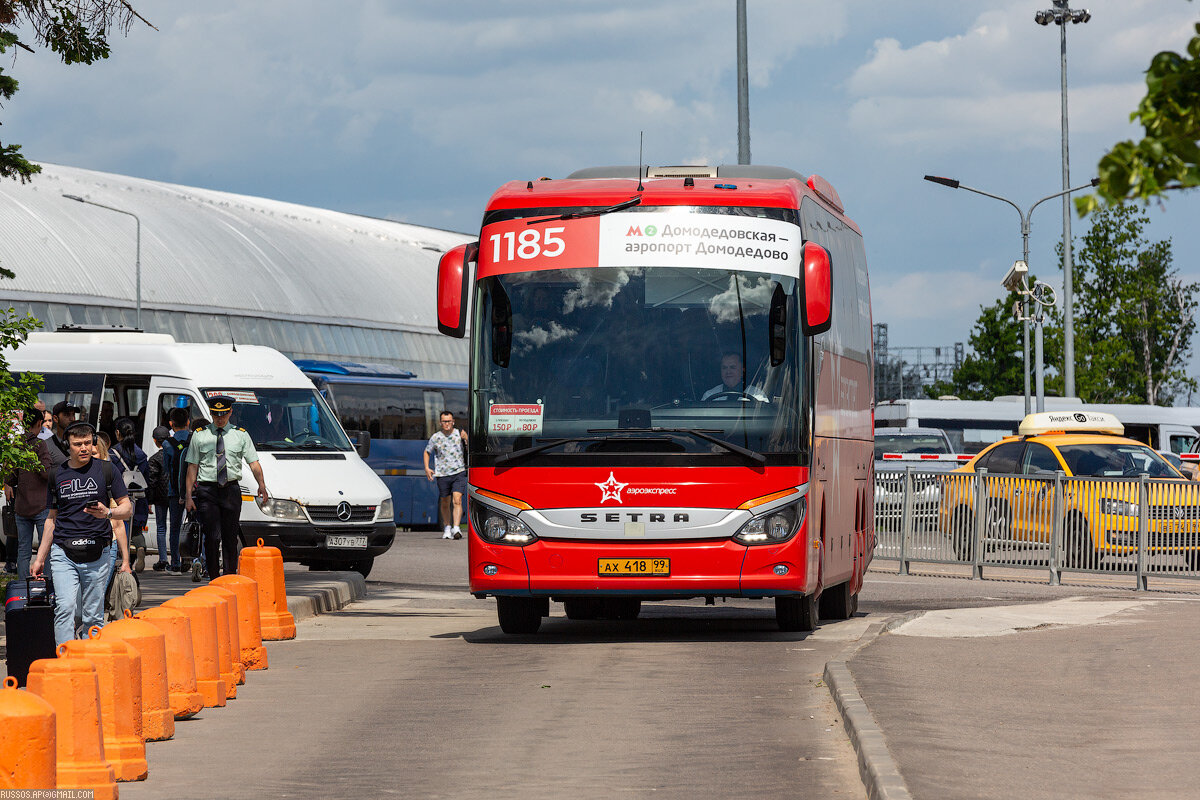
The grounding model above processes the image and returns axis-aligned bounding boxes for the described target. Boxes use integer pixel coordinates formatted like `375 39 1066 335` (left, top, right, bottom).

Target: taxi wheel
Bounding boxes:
984 499 1012 541
776 594 818 632
496 596 542 634
950 507 975 562
1188 551 1200 573
1064 515 1091 569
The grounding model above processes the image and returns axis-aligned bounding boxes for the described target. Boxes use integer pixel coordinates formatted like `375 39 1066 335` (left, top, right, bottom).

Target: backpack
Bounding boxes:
110 447 148 499
166 432 192 496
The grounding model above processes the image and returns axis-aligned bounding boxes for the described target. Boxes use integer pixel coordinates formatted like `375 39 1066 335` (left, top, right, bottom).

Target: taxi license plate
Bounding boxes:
1161 520 1196 535
327 535 368 549
598 558 669 577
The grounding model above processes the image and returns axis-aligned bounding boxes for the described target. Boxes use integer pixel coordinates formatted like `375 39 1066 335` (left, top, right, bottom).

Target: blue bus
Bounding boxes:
294 360 467 529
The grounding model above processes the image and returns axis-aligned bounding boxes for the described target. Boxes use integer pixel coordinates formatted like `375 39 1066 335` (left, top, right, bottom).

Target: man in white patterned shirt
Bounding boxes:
424 411 468 539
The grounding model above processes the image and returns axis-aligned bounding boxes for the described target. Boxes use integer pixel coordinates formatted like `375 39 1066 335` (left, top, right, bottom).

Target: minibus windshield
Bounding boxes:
204 387 353 452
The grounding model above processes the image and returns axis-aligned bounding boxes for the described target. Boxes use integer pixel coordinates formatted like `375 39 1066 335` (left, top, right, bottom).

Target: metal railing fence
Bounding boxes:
874 467 1200 589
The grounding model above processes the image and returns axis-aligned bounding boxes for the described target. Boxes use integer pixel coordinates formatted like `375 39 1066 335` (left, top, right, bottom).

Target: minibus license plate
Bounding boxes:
327 535 368 549
598 558 669 577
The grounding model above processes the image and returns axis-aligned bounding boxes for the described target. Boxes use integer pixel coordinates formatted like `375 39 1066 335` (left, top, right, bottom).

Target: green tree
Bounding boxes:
0 309 43 476
1068 203 1196 404
1077 17 1200 214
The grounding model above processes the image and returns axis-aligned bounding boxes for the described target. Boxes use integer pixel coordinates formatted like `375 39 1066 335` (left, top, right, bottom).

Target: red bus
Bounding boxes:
436 164 873 633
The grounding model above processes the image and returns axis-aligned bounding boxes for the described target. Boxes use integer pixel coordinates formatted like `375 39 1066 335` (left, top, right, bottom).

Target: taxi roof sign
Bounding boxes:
1018 411 1124 437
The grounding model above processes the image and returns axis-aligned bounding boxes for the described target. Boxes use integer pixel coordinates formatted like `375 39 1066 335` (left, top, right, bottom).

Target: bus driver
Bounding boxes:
701 352 769 402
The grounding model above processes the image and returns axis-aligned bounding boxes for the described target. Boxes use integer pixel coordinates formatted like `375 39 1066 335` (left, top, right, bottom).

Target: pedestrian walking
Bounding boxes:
3 407 54 579
160 407 193 573
423 411 468 539
184 395 268 580
112 418 150 572
146 425 172 571
30 420 132 646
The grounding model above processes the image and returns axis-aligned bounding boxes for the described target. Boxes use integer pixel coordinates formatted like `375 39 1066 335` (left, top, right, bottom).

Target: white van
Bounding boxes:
10 329 395 577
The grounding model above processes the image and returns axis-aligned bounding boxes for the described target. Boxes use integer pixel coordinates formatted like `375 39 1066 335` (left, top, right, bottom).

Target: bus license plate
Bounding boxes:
598 558 669 577
327 535 368 549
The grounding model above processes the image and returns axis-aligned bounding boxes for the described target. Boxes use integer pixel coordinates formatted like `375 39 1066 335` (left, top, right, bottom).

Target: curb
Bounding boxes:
284 571 368 623
824 611 923 800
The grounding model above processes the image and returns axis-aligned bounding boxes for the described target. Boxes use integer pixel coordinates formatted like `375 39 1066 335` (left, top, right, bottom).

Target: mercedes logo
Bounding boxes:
336 501 353 521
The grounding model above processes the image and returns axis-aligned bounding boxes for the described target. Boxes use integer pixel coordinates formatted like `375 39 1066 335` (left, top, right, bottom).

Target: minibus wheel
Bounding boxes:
775 594 817 632
351 557 374 579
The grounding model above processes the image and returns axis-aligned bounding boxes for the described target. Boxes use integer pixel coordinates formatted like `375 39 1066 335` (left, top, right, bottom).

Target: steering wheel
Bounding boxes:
704 390 759 403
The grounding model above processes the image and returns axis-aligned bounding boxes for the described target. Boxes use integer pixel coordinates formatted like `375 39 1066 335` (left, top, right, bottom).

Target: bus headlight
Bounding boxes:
472 505 537 546
257 498 306 521
733 498 806 545
378 498 394 521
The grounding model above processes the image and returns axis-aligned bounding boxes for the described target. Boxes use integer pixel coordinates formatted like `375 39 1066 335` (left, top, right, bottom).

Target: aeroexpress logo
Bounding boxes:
594 472 678 504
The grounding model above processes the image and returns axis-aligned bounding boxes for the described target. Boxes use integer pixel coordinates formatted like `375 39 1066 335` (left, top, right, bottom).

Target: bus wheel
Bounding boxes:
818 581 855 621
775 595 817 632
351 556 374 579
604 598 641 620
496 597 542 634
563 598 602 620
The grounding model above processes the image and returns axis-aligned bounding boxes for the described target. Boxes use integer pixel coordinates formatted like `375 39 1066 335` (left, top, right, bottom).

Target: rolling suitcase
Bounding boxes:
4 576 57 686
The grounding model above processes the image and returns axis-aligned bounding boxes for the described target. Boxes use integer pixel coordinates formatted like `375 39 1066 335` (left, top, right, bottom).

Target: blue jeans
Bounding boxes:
14 509 48 580
48 542 113 647
166 496 185 569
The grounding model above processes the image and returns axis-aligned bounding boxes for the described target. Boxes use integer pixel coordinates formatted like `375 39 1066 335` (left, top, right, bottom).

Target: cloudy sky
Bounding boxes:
6 0 1200 391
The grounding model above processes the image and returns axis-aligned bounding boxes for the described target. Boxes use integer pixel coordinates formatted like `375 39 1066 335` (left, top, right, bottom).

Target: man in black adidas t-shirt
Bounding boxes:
30 421 133 645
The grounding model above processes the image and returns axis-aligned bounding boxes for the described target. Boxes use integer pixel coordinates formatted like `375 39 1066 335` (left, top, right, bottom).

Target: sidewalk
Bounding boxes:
0 567 367 677
839 593 1200 799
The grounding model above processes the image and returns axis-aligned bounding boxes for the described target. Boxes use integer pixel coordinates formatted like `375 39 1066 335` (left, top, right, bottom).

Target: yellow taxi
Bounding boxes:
938 411 1197 569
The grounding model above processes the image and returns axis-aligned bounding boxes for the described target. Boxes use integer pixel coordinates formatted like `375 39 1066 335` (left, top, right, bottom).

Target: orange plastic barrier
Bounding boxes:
0 675 56 790
101 610 175 741
190 585 246 685
182 590 238 699
60 629 148 782
162 597 228 708
238 538 296 640
137 606 204 719
26 654 117 800
211 574 269 670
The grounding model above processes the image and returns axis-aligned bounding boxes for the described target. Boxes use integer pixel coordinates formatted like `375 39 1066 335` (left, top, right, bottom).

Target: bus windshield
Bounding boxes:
470 266 806 466
205 387 352 452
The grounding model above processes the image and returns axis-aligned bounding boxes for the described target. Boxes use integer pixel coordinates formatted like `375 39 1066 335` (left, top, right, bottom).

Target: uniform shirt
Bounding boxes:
184 423 259 483
47 458 129 542
425 428 466 477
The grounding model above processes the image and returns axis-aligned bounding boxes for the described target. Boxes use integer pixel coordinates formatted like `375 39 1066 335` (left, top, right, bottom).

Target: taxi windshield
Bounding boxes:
1058 442 1179 478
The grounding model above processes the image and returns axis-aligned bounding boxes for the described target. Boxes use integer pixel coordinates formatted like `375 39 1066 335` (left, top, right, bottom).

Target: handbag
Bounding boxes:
180 513 202 559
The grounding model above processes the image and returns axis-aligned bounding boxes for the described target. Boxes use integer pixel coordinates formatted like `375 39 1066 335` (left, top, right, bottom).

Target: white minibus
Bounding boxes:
10 329 395 577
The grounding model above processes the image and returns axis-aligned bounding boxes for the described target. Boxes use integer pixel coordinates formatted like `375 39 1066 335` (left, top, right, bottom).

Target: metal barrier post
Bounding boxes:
971 468 987 579
898 466 913 575
1049 470 1064 586
1136 474 1149 591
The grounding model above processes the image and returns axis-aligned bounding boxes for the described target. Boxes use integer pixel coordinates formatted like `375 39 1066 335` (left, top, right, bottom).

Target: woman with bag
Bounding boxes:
112 419 150 572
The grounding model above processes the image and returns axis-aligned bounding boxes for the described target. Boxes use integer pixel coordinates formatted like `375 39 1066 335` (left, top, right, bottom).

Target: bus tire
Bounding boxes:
563 598 602 620
496 596 542 634
775 595 817 632
818 580 854 621
604 598 641 620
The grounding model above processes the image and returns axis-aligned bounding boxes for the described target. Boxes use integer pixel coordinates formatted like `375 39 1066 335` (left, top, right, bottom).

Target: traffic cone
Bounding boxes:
190 585 245 685
238 538 296 640
211 574 268 670
161 597 227 708
26 652 117 799
136 607 203 720
60 628 147 782
100 610 175 741
0 675 56 790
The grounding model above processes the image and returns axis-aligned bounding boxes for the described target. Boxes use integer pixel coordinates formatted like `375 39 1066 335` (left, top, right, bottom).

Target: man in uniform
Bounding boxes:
184 395 268 580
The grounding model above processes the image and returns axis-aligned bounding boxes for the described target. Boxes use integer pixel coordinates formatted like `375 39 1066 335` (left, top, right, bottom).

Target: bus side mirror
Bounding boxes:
768 283 787 366
801 241 833 335
352 430 371 459
437 242 478 338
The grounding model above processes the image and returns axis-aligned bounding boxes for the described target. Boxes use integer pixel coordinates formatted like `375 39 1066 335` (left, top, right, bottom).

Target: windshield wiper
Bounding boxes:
587 427 767 465
494 436 605 467
526 196 642 225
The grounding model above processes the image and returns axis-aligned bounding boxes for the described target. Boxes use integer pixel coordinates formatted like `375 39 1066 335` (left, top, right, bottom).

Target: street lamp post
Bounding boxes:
1035 1 1091 400
923 175 1098 413
736 0 750 165
63 194 142 330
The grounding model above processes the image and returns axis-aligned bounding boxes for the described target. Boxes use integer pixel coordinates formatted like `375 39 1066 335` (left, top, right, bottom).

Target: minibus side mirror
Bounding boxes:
437 242 478 338
353 430 371 459
801 241 833 336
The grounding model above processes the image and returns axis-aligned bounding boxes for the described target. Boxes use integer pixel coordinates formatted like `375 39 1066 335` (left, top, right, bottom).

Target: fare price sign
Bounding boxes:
488 403 544 435
478 211 801 277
